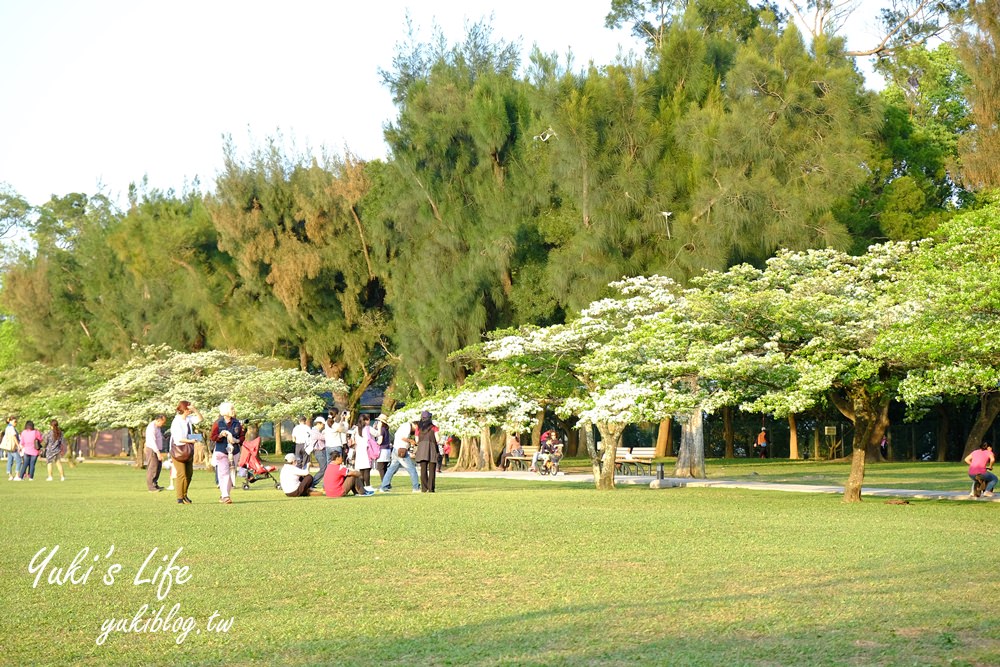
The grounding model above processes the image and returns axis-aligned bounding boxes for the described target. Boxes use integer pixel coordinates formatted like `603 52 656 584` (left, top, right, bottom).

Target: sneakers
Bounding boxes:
361 490 375 496
220 497 232 504
182 497 193 504
60 477 65 482
12 476 21 482
375 488 389 494
177 499 185 504
47 476 53 482
412 488 421 493
167 484 174 490
363 485 375 493
984 491 995 498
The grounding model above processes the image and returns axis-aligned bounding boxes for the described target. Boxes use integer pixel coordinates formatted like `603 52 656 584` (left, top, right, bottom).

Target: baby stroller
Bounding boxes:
237 437 280 490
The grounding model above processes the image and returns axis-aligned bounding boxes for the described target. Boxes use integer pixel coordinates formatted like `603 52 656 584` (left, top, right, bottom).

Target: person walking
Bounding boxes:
170 401 202 505
144 414 167 492
414 411 439 493
42 420 67 482
4 416 21 481
756 428 769 459
377 419 421 494
18 420 43 481
209 402 242 504
966 442 997 498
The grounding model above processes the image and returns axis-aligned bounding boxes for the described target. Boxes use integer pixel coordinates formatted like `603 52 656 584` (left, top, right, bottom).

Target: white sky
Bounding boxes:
0 0 890 207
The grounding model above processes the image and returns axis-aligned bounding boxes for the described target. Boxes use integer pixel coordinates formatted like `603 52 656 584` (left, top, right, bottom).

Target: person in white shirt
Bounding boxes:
377 420 421 493
170 401 203 505
280 453 314 497
291 416 311 469
144 415 166 492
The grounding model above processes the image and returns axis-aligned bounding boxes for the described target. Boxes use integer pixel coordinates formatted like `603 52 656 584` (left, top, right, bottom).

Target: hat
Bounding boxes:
219 402 235 418
314 416 326 425
376 413 389 423
284 453 295 463
420 410 432 421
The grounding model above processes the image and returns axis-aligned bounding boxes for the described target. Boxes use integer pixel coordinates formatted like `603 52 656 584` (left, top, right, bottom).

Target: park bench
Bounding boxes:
507 446 538 471
615 447 655 475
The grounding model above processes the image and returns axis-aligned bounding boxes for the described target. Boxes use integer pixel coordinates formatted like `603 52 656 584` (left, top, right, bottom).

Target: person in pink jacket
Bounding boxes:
18 420 43 481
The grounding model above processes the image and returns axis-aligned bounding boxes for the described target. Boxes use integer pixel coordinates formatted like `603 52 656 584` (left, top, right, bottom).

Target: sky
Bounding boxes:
0 0 892 207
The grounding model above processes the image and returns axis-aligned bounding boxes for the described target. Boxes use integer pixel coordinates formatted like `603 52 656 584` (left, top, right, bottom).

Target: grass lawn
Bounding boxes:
0 461 996 666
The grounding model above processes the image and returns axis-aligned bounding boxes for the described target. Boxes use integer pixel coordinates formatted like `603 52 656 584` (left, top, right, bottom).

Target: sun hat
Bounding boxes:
376 413 389 423
314 416 326 425
284 453 295 463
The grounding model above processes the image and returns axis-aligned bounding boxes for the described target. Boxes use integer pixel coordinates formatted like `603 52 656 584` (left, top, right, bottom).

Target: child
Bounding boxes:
323 450 372 497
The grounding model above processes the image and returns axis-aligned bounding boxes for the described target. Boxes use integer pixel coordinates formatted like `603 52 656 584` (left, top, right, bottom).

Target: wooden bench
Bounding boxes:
506 446 538 471
615 447 655 475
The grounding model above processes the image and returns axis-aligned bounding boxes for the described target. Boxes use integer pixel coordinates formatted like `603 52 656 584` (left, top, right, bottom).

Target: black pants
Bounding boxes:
376 457 389 481
419 461 436 492
286 474 314 497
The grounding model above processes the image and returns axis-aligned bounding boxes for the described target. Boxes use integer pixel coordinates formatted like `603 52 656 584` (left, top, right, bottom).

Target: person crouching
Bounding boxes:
323 450 373 497
280 453 314 497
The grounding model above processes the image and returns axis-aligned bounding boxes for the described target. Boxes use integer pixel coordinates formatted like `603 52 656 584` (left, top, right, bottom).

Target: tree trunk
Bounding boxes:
722 407 734 458
936 405 950 462
479 426 498 471
831 386 890 502
674 408 706 478
654 418 671 458
455 434 480 471
788 413 799 460
131 428 143 467
812 428 820 460
274 422 282 457
594 422 622 490
963 392 1000 458
532 410 544 448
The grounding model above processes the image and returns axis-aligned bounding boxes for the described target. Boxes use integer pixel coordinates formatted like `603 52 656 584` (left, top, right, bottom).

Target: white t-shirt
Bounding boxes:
170 414 201 448
291 423 311 445
393 423 412 456
279 463 311 493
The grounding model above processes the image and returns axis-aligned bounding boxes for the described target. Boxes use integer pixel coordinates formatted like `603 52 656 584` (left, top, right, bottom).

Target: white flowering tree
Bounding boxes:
452 276 684 489
675 243 915 502
389 385 539 471
82 345 347 462
879 204 1000 457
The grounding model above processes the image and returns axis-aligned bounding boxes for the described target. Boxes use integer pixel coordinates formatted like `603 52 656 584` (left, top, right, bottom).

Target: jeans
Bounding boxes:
19 454 39 479
7 450 22 477
311 448 330 488
970 471 998 493
379 453 420 491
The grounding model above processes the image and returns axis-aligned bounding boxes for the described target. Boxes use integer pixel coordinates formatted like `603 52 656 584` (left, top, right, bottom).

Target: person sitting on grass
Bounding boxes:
965 441 996 498
323 450 372 497
280 453 314 497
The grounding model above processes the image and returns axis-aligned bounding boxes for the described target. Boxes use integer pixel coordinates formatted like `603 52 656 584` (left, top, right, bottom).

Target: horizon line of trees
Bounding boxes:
0 0 998 470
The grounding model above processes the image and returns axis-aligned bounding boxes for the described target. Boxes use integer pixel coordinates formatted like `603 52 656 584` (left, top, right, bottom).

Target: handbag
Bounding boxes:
1 431 16 452
171 441 193 462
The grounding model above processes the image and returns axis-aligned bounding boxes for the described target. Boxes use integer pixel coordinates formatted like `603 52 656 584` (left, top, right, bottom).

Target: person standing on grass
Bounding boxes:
170 401 202 505
965 442 996 498
414 411 439 493
18 420 43 481
43 420 66 482
373 413 392 483
291 415 311 470
308 417 328 489
756 428 769 459
3 416 20 481
209 402 242 505
145 415 167 492
353 414 374 492
280 453 314 497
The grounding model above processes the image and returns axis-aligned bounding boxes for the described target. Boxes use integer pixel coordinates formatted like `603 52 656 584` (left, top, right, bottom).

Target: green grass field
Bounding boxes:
0 460 995 666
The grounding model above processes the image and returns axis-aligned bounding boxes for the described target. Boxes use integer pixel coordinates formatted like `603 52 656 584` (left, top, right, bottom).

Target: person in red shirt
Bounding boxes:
323 450 369 497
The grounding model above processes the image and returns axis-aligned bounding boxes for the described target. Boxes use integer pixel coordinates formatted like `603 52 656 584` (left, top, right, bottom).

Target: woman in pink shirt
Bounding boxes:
965 442 996 498
18 420 43 481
